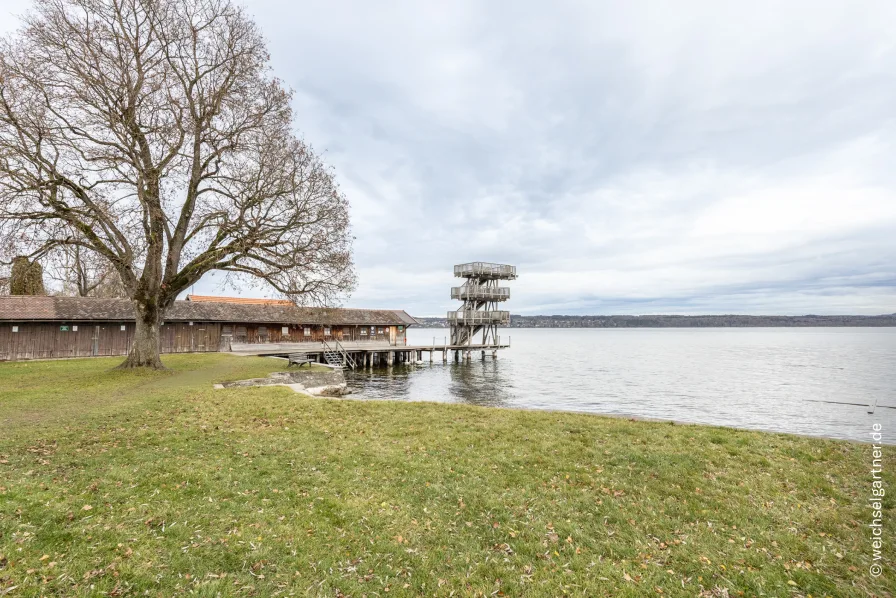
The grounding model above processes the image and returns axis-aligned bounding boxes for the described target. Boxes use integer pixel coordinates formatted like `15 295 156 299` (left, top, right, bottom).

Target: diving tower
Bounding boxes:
449 262 516 360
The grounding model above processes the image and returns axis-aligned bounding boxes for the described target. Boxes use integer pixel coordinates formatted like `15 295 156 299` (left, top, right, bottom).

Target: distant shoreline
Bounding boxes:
414 314 896 328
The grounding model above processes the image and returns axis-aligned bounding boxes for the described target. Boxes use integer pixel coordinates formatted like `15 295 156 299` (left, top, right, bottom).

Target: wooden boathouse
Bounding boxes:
0 295 418 363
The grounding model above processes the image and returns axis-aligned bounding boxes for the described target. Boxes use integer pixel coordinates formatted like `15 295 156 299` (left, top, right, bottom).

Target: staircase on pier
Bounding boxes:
323 350 343 367
322 340 357 369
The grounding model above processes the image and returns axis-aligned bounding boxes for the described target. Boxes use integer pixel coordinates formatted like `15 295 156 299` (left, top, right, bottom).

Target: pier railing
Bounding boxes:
454 262 517 279
450 285 511 301
447 310 511 325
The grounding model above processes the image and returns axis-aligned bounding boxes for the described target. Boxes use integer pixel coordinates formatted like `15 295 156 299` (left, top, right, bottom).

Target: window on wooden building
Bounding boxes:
324 327 331 336
258 326 268 339
304 326 311 336
282 326 289 335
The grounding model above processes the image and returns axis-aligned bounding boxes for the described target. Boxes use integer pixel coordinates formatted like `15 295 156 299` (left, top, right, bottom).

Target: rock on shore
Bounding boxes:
215 369 351 397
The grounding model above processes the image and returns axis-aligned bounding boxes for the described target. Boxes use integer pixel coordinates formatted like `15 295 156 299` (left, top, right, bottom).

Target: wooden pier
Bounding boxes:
230 339 511 367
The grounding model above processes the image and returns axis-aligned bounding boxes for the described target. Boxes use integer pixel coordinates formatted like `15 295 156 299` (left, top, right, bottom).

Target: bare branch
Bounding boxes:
0 0 355 367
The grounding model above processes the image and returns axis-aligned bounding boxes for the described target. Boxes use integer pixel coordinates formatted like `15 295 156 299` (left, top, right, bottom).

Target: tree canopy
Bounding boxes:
0 0 355 367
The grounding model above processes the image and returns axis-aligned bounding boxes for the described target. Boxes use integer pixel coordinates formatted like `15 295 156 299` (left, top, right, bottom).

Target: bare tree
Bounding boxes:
0 0 355 368
45 244 128 297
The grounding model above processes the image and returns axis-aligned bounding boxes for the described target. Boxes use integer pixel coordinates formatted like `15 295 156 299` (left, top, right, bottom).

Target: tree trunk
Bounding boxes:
118 300 165 369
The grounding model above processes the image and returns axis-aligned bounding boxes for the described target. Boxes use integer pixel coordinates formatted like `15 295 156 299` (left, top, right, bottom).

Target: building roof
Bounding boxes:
0 296 419 326
185 294 294 306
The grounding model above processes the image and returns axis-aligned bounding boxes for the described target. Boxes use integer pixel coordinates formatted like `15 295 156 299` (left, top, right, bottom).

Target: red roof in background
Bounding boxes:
186 294 293 306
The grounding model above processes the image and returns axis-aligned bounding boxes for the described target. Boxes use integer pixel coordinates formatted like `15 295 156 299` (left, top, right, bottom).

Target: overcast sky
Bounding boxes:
3 0 895 316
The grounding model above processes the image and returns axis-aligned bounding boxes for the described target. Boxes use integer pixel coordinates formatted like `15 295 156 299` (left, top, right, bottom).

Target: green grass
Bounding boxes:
0 354 891 597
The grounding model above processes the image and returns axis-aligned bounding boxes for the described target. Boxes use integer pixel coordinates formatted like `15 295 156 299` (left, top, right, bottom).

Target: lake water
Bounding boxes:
344 327 896 444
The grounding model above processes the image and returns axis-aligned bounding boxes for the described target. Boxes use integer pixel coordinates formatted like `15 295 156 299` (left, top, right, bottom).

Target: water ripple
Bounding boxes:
344 328 896 444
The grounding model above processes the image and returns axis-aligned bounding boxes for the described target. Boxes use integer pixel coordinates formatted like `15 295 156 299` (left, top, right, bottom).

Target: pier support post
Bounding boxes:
387 351 394 366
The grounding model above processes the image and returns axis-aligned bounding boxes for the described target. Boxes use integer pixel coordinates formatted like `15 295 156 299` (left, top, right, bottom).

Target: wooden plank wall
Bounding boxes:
0 321 408 361
160 322 222 354
228 324 391 344
0 322 222 361
0 322 134 361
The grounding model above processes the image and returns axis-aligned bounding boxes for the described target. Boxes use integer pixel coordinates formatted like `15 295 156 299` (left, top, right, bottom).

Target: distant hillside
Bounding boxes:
415 314 896 328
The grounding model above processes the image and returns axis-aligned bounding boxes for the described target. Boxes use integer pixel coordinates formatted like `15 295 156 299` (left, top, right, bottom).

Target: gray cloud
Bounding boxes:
4 0 894 315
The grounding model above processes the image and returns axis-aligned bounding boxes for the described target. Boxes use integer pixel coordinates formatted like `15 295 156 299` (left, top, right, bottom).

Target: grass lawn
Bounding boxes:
0 354 891 597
